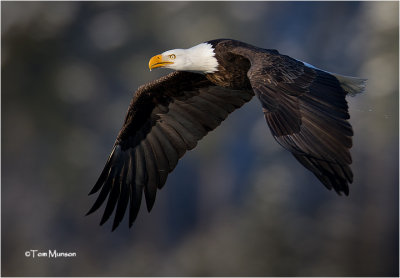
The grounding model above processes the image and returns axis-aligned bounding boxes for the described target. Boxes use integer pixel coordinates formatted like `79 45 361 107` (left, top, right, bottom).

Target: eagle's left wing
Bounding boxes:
243 50 365 195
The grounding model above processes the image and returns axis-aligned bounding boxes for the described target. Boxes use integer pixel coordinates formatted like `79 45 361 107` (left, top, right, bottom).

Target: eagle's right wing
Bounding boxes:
87 71 254 230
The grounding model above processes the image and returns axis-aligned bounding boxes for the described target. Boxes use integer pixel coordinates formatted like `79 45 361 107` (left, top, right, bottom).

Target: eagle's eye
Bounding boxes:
169 54 176 59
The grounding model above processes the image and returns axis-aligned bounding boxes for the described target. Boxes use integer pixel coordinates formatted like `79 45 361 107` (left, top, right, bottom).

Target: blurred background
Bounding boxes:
1 1 398 276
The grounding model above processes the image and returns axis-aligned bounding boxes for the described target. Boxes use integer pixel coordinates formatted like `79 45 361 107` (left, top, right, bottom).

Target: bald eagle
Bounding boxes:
87 39 365 230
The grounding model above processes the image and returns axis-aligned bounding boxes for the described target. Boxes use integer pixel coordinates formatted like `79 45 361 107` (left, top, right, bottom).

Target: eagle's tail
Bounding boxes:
299 60 366 96
331 73 367 96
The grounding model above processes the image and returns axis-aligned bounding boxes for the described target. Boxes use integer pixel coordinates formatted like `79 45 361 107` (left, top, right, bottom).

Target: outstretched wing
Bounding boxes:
87 71 254 230
242 50 364 195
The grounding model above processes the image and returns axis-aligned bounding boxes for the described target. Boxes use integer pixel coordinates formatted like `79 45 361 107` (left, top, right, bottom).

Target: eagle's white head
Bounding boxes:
148 43 219 74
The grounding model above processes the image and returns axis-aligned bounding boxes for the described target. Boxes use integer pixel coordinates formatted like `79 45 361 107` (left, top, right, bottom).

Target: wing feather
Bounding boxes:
99 173 121 225
193 94 230 120
174 100 219 131
146 130 170 186
112 162 130 231
141 139 158 211
159 114 198 150
156 122 187 157
169 102 208 138
200 92 236 113
151 124 179 171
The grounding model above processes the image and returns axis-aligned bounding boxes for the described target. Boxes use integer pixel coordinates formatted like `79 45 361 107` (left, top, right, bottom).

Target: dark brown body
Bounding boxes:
206 43 251 89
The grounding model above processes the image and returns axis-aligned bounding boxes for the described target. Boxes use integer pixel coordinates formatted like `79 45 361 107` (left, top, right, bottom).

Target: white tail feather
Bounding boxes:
331 73 367 96
300 60 366 96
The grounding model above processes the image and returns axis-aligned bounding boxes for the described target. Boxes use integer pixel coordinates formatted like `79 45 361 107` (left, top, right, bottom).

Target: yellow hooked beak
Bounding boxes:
148 54 174 71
